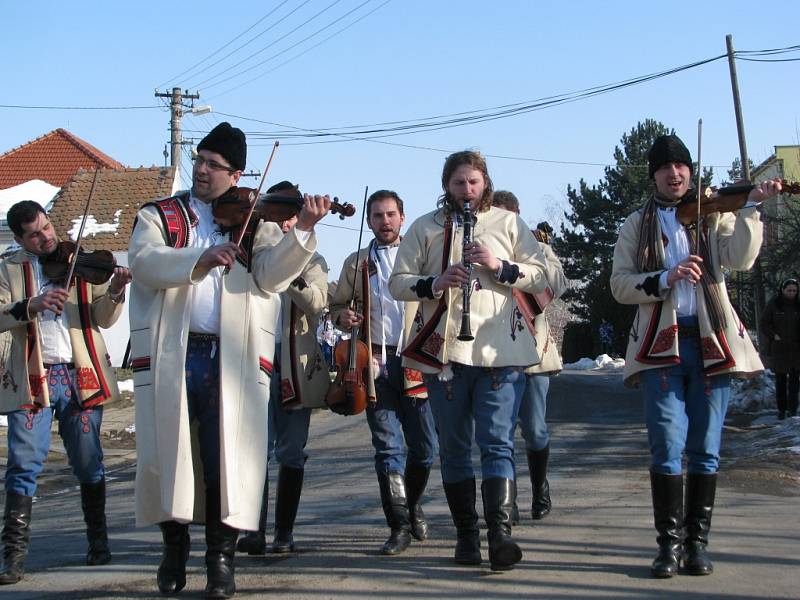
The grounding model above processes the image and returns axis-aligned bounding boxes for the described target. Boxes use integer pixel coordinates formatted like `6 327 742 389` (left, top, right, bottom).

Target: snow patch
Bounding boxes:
68 210 122 239
564 354 625 371
0 415 7 427
117 378 134 393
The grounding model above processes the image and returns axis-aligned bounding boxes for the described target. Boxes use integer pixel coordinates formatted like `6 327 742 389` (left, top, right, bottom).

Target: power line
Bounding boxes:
207 0 391 101
0 104 158 110
188 0 347 90
157 0 296 89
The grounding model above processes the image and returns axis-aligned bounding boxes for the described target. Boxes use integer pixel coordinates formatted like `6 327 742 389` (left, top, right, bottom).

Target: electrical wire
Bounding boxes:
157 0 296 89
187 0 346 90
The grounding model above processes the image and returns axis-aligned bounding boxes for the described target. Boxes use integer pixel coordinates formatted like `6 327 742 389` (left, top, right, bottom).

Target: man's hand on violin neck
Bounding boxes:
748 178 783 203
338 309 363 330
29 288 69 315
295 194 332 232
109 267 132 294
197 242 240 270
667 255 703 286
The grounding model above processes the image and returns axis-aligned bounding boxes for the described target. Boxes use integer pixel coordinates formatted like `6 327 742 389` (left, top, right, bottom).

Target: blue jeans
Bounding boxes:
267 345 312 469
365 355 437 475
185 335 222 485
5 363 104 496
424 364 524 483
517 373 550 452
641 317 731 475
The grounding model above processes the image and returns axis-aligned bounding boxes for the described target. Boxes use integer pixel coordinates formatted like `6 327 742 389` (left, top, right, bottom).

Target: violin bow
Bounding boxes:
64 169 101 290
695 118 703 256
223 141 279 275
349 185 369 312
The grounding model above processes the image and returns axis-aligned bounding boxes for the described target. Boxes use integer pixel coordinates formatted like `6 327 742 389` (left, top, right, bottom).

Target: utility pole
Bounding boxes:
726 34 764 335
154 88 201 167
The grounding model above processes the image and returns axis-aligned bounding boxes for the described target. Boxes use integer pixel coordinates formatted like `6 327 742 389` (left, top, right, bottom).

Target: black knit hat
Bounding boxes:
648 135 693 179
197 122 246 171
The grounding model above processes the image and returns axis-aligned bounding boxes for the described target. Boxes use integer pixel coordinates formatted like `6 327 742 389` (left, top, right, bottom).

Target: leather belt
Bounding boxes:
188 332 219 342
44 362 75 370
371 344 398 355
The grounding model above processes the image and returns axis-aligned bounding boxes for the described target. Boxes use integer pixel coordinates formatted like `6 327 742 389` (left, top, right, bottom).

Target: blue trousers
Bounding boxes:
185 335 222 485
5 363 104 496
267 344 312 469
425 364 523 483
366 355 437 475
642 318 731 475
517 373 550 452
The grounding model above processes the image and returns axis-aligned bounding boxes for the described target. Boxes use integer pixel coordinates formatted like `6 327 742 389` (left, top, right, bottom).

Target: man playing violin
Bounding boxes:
236 181 329 556
611 134 782 579
0 200 131 585
331 190 436 557
129 122 330 598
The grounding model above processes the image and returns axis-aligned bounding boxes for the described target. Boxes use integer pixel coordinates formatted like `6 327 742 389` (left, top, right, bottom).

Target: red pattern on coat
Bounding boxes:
421 332 444 358
650 325 678 354
701 337 725 360
76 367 100 391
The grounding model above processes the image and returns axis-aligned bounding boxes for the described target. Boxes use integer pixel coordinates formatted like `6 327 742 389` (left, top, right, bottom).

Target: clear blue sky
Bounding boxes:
3 1 799 276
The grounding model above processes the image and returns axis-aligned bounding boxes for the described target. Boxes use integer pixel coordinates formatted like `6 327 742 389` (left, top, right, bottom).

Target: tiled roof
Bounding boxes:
49 166 177 252
0 129 125 190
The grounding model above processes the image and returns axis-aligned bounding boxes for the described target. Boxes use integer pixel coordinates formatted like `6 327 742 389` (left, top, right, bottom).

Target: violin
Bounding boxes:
212 185 356 229
325 328 370 416
40 241 116 286
676 179 799 226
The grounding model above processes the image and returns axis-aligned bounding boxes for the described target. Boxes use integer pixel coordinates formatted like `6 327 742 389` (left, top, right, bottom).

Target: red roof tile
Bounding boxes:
49 166 177 252
0 129 125 190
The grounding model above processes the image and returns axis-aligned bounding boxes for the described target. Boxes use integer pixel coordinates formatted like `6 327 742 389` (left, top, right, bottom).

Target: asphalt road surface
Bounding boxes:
1 370 798 599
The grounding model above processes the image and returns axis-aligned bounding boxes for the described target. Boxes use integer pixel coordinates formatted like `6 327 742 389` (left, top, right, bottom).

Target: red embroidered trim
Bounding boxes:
280 378 295 402
76 367 100 391
421 332 444 358
651 325 678 354
28 374 45 398
259 356 273 377
404 367 423 383
701 336 725 360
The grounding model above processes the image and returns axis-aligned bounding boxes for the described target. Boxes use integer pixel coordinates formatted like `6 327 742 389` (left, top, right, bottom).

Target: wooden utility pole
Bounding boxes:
726 33 764 332
154 88 200 167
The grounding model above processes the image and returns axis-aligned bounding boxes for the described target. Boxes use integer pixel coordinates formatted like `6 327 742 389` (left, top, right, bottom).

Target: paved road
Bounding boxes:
1 371 799 599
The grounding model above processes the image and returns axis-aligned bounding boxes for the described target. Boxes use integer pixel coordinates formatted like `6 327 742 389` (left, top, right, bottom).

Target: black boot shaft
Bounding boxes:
684 473 717 576
205 484 238 598
481 477 522 571
404 464 431 541
527 446 552 520
649 471 683 578
273 466 304 553
377 471 411 555
81 478 111 565
443 479 481 565
157 520 190 595
0 492 33 585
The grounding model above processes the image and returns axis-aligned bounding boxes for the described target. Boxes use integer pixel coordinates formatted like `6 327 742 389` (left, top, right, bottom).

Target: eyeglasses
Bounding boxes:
192 155 237 173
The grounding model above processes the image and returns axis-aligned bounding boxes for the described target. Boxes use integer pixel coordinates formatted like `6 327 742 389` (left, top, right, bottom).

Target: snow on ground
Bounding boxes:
564 354 625 371
0 415 6 427
729 370 776 414
117 378 134 393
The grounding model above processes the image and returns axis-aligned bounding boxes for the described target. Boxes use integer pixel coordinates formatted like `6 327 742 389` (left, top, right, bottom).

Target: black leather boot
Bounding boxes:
272 466 304 553
649 471 683 578
0 492 33 585
482 477 522 571
157 520 190 595
684 473 716 576
81 478 112 566
377 472 411 555
404 464 431 541
205 485 238 599
443 479 481 565
527 446 552 520
236 475 268 555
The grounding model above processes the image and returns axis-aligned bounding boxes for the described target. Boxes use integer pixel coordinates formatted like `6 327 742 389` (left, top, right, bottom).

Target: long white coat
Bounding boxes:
129 206 316 530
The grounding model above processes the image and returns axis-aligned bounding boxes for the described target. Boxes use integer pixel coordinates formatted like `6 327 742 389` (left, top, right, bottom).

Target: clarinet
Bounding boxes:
457 198 475 341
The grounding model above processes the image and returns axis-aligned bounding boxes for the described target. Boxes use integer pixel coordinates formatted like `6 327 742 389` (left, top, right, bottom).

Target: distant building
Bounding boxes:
752 145 800 247
0 129 125 249
47 166 179 365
